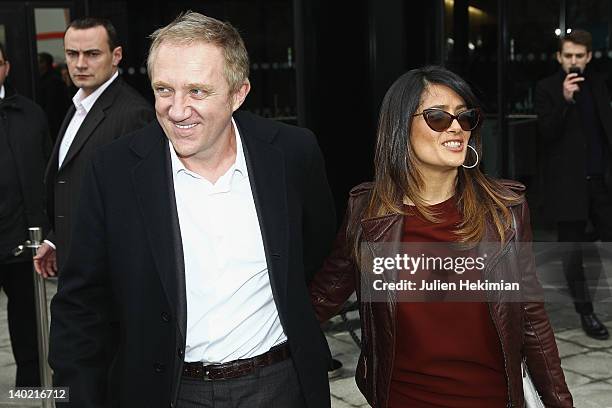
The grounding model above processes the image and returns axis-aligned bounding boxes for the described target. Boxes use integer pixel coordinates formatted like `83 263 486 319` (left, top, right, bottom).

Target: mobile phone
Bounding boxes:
568 67 582 77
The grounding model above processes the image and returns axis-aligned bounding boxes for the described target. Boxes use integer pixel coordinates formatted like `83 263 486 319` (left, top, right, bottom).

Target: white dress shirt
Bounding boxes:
171 118 287 363
0 85 5 99
58 71 118 168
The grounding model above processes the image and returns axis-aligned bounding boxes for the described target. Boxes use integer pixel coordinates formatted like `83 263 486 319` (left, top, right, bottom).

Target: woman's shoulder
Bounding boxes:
487 178 528 212
349 182 374 197
496 178 526 192
346 182 374 218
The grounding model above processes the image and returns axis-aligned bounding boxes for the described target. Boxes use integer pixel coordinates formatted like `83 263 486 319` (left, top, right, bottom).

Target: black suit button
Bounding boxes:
153 362 165 373
178 348 184 358
161 312 170 322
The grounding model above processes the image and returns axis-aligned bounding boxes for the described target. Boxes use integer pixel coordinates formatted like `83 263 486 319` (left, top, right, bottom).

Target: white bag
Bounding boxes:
522 361 545 408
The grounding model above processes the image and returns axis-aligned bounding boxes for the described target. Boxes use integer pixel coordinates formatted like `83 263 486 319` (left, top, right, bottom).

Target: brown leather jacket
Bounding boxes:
310 181 573 408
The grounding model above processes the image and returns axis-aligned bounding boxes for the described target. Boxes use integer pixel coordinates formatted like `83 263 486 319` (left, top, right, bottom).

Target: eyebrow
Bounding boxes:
184 83 214 92
151 81 170 88
427 104 468 110
151 81 214 92
65 48 103 53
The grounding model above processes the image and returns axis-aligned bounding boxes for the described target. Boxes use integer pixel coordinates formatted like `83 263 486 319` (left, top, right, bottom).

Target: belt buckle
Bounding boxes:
202 366 216 381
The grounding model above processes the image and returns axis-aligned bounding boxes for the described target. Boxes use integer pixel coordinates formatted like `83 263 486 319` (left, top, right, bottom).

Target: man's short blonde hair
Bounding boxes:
147 11 249 94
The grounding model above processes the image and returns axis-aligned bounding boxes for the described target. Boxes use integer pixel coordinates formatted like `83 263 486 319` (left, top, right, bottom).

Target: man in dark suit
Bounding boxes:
0 42 51 387
535 29 612 340
34 17 154 277
49 12 336 407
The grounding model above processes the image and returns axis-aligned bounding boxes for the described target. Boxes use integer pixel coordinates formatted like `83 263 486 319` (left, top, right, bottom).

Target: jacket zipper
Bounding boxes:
486 300 513 407
384 301 397 408
485 241 513 407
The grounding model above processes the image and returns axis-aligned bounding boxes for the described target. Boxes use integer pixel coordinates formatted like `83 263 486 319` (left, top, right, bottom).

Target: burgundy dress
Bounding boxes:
388 196 507 407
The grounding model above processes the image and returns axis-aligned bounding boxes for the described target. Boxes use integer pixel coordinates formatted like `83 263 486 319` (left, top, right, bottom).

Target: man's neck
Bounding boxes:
179 124 238 184
80 69 118 98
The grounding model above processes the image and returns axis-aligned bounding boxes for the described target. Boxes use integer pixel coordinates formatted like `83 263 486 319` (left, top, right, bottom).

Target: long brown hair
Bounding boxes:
351 66 521 254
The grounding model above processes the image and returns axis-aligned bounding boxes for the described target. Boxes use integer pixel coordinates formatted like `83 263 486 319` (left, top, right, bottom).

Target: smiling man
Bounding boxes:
34 17 154 278
49 11 336 407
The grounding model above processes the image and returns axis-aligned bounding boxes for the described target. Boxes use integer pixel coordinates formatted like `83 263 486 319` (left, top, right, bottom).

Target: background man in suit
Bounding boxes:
535 29 612 340
37 52 71 142
34 17 154 277
49 11 336 407
0 42 51 386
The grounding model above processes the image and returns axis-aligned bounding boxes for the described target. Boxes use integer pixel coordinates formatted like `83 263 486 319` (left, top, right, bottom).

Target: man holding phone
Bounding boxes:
535 29 612 340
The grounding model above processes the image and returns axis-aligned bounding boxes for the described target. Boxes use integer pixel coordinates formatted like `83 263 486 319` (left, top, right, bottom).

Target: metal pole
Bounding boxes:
435 0 445 66
27 227 54 408
497 0 509 177
559 0 566 39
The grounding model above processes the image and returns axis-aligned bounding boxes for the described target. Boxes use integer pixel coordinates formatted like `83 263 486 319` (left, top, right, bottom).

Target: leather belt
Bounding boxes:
182 342 290 381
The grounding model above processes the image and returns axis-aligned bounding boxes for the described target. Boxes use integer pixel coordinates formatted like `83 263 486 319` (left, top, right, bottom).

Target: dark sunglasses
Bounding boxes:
413 108 481 132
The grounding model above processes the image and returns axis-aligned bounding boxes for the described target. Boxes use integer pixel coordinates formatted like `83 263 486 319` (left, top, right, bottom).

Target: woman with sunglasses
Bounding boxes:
310 66 573 407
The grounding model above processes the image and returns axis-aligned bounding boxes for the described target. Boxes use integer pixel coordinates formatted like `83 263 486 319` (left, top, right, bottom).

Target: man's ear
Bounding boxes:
112 46 123 67
556 51 563 65
586 51 592 64
231 80 251 112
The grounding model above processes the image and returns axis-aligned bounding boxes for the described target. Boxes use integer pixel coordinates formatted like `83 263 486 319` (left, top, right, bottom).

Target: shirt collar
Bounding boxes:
0 85 4 99
72 70 119 113
169 116 247 181
232 117 247 177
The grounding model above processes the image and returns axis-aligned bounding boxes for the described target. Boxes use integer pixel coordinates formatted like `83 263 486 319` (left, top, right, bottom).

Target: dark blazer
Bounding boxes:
49 111 337 408
0 85 51 255
535 69 612 221
45 76 154 268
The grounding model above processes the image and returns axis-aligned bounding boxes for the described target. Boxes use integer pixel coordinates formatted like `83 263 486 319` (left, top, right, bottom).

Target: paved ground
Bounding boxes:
1 278 611 407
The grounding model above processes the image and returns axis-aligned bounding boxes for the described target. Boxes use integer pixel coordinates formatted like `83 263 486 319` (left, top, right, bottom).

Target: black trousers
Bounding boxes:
557 177 612 315
0 260 41 386
177 358 307 408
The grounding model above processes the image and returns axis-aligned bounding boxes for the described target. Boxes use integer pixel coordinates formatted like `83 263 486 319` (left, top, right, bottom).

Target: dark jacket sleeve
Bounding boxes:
302 130 336 283
519 201 574 408
49 157 114 407
309 193 359 322
535 78 574 144
19 99 52 235
39 117 53 234
113 98 155 140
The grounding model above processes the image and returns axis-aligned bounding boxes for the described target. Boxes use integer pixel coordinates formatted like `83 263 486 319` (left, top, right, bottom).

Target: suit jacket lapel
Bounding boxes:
59 109 104 171
130 113 288 343
235 113 289 310
59 78 122 172
46 105 75 182
130 123 187 341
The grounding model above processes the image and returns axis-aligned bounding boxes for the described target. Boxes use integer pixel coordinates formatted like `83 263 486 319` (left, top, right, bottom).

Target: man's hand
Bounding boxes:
563 72 585 102
34 242 57 277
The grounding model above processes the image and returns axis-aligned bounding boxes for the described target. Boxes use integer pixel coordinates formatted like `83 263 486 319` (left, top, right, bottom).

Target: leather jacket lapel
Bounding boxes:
360 214 403 304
